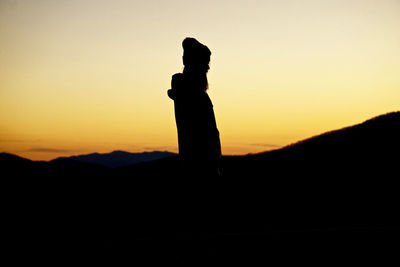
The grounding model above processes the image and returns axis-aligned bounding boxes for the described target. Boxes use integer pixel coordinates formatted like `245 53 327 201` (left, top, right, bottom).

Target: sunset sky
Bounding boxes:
1 0 399 160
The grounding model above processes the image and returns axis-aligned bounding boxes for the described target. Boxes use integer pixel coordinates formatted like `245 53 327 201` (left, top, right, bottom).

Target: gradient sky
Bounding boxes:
1 0 399 160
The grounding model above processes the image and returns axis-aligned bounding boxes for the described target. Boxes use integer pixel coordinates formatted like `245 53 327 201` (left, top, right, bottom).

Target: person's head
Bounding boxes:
182 37 211 90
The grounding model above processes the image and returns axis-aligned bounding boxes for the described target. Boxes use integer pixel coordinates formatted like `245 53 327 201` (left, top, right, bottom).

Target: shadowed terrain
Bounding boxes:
2 111 399 263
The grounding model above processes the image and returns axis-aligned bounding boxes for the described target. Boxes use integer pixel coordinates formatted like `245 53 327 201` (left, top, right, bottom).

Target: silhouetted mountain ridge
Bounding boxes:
52 150 177 168
2 111 398 172
0 152 35 168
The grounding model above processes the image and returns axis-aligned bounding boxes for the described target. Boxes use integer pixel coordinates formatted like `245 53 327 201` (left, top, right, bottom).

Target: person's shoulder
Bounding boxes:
172 73 183 79
171 73 184 85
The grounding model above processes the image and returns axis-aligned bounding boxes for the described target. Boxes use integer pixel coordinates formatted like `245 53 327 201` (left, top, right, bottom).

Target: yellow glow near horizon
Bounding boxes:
1 0 399 160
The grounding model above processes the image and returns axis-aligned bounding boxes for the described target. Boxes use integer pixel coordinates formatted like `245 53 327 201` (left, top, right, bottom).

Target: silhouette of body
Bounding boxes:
168 38 221 177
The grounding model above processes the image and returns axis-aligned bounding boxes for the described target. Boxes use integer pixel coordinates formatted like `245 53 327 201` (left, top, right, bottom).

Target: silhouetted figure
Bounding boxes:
168 38 221 177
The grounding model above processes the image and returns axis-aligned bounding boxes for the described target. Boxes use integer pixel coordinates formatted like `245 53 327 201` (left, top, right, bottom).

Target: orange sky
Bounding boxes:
1 0 399 160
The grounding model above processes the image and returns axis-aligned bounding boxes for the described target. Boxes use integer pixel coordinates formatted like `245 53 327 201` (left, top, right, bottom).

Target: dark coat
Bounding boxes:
168 73 221 176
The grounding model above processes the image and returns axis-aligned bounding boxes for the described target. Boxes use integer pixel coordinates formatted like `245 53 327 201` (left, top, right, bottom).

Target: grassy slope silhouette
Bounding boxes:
2 111 399 262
